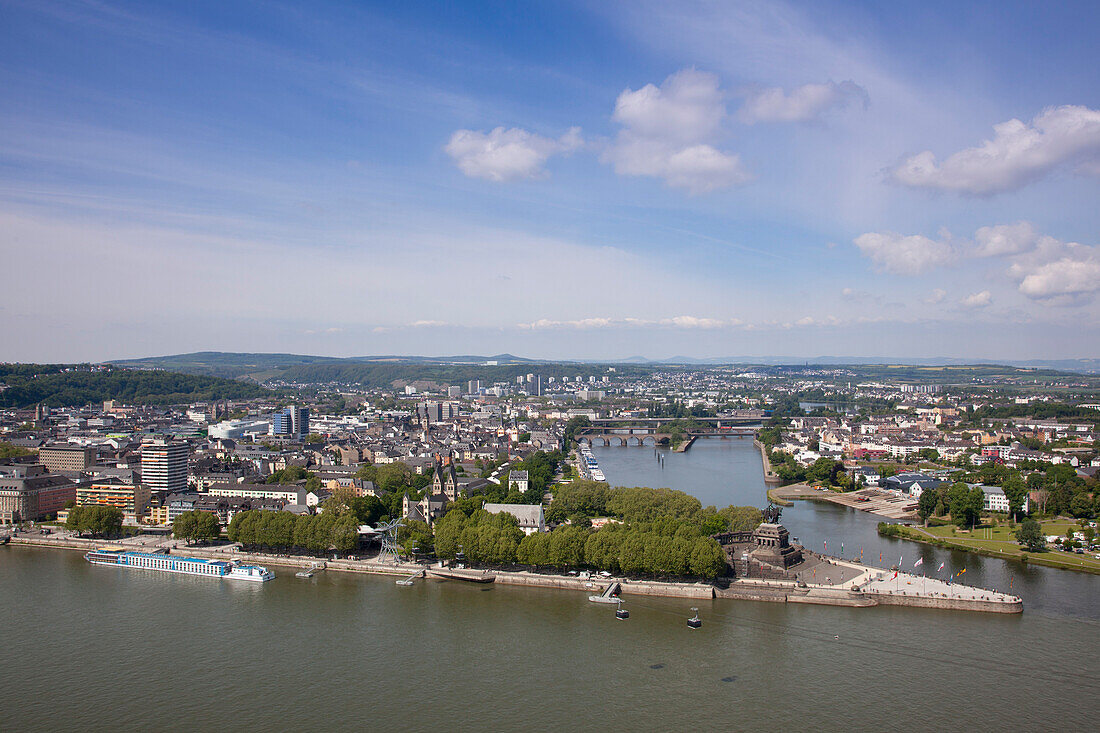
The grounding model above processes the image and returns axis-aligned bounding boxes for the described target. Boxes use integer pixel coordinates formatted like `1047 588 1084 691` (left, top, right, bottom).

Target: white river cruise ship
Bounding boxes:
84 549 274 582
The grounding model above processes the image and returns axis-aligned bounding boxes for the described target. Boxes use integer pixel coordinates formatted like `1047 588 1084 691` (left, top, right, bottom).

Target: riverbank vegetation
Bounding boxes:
877 520 1100 574
426 482 758 580
172 510 221 544
228 509 360 555
64 505 123 538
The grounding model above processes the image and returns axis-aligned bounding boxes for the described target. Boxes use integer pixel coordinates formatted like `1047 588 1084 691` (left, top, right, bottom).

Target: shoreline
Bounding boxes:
5 533 1021 613
754 439 782 485
770 483 918 520
881 524 1100 576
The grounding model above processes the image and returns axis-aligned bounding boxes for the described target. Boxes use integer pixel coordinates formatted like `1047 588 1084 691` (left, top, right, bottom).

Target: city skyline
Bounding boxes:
3 1 1100 362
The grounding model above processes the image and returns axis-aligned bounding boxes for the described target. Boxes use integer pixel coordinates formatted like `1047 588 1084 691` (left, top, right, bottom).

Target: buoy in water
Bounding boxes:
687 608 702 629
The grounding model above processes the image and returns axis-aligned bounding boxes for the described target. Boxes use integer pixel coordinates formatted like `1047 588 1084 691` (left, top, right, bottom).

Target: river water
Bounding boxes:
2 438 1098 730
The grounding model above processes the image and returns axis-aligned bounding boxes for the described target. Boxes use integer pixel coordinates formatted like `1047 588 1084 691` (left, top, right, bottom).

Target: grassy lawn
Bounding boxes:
892 522 1100 575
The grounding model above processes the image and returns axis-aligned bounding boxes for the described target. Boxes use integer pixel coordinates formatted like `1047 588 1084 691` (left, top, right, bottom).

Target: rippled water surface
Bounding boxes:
2 438 1097 730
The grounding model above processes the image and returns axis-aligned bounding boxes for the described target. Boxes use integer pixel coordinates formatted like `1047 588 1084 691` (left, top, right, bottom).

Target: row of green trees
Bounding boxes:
65 505 123 537
518 524 728 578
227 510 359 554
172 510 221 544
431 503 729 579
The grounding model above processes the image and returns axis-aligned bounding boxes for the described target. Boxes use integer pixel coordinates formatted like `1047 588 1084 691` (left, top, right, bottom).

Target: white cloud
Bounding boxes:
852 231 955 275
1017 258 1100 302
973 221 1038 257
999 232 1100 303
925 288 947 304
445 126 582 181
602 69 751 193
738 80 867 124
890 105 1100 194
960 290 992 308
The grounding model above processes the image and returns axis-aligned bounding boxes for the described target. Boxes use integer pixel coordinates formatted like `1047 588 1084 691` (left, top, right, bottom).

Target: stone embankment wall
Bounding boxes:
754 440 781 485
498 572 715 599
868 592 1023 614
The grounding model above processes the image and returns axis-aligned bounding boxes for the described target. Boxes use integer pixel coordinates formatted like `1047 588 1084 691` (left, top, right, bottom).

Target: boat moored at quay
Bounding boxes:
84 549 274 582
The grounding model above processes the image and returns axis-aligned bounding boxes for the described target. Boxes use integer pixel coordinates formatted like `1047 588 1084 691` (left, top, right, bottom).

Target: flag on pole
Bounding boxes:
841 542 844 555
879 551 883 562
914 557 923 568
958 568 967 575
891 570 898 580
823 540 827 552
937 562 945 571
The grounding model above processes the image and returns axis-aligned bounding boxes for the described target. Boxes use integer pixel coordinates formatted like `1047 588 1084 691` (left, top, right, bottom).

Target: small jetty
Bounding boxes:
296 562 325 578
430 568 496 584
396 569 424 586
588 581 622 604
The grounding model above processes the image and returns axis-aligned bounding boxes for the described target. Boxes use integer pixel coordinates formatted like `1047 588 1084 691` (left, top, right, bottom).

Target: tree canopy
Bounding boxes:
0 364 270 408
65 505 123 538
172 510 221 544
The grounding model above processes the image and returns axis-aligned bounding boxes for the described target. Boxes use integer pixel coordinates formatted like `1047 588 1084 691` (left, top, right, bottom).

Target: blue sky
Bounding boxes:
3 0 1100 362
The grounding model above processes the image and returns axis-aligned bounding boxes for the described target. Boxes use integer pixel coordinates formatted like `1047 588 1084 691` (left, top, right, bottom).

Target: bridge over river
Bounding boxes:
575 425 757 449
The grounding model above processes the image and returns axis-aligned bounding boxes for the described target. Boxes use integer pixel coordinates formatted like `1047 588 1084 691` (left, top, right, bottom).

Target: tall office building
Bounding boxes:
272 405 309 440
140 440 189 495
289 405 309 440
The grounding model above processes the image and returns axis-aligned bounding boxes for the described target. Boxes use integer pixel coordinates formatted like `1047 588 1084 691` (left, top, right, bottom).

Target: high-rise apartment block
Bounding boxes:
140 440 189 495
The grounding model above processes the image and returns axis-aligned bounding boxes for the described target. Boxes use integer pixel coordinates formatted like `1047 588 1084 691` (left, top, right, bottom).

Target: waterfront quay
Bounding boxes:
770 483 918 520
6 530 1021 613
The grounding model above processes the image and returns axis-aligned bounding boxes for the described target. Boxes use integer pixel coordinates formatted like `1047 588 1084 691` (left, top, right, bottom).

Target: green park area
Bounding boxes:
883 520 1100 574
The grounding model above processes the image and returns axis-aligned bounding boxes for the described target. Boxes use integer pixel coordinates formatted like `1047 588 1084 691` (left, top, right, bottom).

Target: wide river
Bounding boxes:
3 438 1098 730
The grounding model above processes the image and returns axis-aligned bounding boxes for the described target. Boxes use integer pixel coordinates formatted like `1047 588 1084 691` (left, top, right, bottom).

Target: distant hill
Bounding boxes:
109 351 548 380
0 364 271 408
622 355 1100 373
109 352 347 379
105 350 1100 384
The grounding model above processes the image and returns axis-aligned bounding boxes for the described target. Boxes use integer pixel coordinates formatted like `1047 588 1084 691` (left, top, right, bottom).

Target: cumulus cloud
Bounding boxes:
738 80 867 124
925 288 947 304
960 290 992 308
602 69 751 193
445 126 582 181
973 221 1038 257
889 105 1100 194
1016 256 1100 302
852 231 955 275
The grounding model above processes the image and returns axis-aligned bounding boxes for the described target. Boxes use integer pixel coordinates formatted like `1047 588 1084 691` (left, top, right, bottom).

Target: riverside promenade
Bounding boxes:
754 440 781 485
7 531 1021 613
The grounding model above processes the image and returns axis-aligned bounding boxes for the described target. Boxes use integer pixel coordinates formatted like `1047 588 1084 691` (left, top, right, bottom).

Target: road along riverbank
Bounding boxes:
7 533 1021 612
